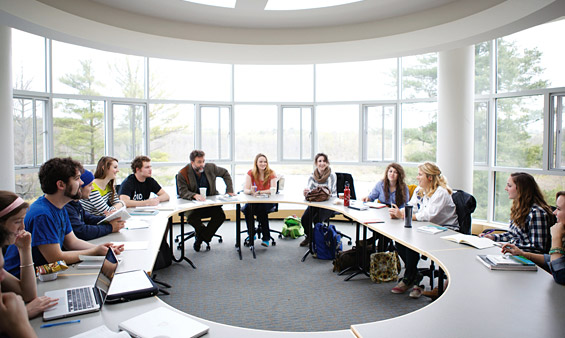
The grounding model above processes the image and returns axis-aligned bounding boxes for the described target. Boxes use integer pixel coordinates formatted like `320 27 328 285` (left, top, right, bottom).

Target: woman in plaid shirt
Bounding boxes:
483 172 554 253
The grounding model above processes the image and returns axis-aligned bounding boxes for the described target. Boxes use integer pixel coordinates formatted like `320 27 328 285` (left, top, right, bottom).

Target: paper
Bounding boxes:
360 218 384 224
112 241 149 251
97 207 131 224
124 220 150 230
364 201 388 209
441 234 495 249
417 225 448 234
70 325 130 338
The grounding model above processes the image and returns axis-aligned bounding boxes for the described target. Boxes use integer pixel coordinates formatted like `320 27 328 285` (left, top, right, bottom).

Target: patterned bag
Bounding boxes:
369 251 401 283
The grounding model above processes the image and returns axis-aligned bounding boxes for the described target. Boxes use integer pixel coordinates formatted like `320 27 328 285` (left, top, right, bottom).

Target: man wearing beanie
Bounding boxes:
65 169 125 240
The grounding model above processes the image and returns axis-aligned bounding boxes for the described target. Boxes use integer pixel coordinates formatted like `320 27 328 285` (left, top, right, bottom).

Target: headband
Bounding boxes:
0 197 25 218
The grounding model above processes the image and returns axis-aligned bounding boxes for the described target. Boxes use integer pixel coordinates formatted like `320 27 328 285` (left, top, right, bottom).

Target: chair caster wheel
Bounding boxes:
278 234 282 238
206 245 211 251
218 238 223 243
175 238 179 243
272 241 276 246
348 241 352 245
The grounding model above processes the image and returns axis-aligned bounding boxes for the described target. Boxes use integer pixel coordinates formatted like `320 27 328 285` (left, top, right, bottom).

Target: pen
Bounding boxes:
483 229 496 235
40 319 80 328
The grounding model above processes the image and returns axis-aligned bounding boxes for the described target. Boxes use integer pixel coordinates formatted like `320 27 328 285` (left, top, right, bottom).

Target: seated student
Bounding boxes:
0 248 36 338
3 157 124 278
119 155 170 207
481 172 554 253
81 156 124 216
362 162 410 208
389 162 458 299
242 153 277 247
66 170 125 241
177 150 235 252
0 191 57 319
300 153 337 247
502 190 565 285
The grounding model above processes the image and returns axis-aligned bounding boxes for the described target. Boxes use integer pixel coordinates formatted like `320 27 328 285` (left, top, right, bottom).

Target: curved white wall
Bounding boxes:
0 0 563 64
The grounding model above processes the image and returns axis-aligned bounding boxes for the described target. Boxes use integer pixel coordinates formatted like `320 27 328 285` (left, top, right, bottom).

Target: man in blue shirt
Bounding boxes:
66 170 125 241
4 157 124 277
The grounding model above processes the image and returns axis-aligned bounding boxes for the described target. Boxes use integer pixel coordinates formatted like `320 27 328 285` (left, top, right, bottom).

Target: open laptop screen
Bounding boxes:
95 248 119 304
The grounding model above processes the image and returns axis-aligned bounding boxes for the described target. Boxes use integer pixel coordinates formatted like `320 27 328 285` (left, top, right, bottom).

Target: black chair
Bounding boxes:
240 180 284 257
419 189 476 292
173 174 223 251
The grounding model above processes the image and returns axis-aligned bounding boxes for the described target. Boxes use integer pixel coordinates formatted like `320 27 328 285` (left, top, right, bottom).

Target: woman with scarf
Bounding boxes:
299 153 337 247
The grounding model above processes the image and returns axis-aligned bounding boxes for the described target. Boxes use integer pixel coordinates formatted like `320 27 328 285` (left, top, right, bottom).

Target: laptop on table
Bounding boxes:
43 248 119 321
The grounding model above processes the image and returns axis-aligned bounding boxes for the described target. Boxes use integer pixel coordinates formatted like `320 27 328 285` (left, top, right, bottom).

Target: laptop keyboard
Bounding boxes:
67 287 95 312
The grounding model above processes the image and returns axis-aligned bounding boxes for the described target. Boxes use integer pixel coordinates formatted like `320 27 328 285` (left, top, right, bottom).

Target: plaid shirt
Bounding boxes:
493 204 552 253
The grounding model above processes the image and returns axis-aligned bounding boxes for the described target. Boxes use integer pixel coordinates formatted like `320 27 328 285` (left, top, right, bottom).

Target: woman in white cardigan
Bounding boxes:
389 162 458 298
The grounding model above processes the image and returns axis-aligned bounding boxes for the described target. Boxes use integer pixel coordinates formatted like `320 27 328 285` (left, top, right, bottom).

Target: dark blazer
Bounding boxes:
176 163 233 200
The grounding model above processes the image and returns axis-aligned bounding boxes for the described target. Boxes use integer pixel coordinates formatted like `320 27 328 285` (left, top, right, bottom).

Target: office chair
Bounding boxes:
173 174 223 251
419 189 476 292
240 179 284 257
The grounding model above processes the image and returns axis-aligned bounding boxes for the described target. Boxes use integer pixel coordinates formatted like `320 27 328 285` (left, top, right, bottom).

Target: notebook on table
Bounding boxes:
43 248 119 321
119 307 209 338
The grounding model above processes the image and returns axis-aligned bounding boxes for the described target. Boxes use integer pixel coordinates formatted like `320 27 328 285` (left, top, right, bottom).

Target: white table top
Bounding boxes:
31 194 565 337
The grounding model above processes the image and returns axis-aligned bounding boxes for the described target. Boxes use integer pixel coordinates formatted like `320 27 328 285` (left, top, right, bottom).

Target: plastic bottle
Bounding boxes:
252 183 257 194
344 181 351 207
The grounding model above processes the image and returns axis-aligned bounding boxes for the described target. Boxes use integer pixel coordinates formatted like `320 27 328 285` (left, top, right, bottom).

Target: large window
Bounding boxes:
113 103 146 161
201 106 231 160
474 101 489 165
149 104 195 163
235 65 313 102
402 53 437 99
401 102 437 163
53 99 105 165
364 105 395 161
282 106 312 160
234 105 277 161
13 97 46 167
316 105 359 162
12 30 46 92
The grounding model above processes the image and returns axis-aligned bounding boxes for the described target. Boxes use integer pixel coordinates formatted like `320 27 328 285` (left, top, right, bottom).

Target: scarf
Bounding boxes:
313 167 331 184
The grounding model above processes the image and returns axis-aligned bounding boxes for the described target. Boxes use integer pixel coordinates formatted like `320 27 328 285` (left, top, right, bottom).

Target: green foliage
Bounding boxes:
402 54 437 99
497 39 550 92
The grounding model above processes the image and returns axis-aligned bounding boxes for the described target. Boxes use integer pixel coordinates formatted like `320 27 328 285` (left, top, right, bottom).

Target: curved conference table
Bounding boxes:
31 192 565 337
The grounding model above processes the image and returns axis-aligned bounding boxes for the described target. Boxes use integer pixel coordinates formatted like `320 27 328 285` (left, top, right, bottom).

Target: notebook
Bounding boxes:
441 233 495 249
476 254 538 271
119 307 209 338
43 248 119 321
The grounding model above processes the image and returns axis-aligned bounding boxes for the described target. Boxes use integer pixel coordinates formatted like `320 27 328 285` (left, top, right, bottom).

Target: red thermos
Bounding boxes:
344 181 350 207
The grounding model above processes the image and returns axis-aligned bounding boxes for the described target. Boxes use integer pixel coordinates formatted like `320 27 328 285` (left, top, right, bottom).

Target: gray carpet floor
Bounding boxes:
154 220 431 332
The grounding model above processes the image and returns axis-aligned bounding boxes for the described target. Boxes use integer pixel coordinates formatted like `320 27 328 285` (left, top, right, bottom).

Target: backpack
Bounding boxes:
281 216 304 239
312 223 342 260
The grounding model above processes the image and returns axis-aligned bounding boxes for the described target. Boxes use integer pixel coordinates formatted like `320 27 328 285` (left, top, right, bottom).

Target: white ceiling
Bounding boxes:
86 0 457 29
1 0 564 64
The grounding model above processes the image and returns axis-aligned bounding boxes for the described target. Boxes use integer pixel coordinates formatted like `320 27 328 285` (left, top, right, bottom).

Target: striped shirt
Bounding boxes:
80 182 121 216
306 171 337 197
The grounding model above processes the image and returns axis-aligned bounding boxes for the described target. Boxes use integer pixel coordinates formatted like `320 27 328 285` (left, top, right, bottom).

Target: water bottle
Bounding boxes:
252 183 257 194
344 181 351 207
404 204 413 228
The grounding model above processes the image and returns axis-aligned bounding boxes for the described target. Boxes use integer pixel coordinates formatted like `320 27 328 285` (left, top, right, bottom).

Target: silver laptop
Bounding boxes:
43 248 119 321
119 307 209 338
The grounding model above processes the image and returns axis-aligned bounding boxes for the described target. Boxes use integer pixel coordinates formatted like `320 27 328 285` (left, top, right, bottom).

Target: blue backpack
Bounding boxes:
312 223 342 260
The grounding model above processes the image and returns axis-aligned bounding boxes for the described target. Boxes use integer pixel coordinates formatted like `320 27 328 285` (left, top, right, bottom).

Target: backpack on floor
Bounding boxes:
312 223 342 260
281 216 304 239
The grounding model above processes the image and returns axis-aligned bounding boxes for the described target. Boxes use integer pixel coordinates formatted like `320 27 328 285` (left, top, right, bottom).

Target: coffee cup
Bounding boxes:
199 187 207 198
270 187 276 196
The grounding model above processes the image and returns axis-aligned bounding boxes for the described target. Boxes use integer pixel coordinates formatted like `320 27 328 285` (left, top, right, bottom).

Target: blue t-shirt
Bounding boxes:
367 180 410 208
4 196 73 278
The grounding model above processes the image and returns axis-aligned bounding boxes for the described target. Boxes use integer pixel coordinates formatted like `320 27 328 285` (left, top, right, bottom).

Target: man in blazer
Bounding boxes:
177 150 235 251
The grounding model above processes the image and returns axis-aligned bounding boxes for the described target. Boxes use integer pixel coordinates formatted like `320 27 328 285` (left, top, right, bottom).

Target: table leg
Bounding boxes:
301 207 315 262
169 216 196 269
345 223 370 281
236 204 242 260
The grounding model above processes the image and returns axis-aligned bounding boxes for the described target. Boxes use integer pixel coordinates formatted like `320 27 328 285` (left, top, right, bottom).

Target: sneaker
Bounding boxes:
391 280 412 294
299 238 310 247
261 240 269 247
193 237 202 252
409 285 423 299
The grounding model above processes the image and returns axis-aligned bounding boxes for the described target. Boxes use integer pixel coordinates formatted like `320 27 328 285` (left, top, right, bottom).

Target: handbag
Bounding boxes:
369 251 402 283
305 186 331 202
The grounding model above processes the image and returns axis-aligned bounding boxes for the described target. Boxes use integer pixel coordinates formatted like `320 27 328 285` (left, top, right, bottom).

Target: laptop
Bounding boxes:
43 248 119 321
119 307 209 338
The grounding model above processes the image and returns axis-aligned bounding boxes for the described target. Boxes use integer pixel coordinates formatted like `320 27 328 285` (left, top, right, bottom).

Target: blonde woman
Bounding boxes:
242 154 277 247
389 162 458 298
80 156 124 216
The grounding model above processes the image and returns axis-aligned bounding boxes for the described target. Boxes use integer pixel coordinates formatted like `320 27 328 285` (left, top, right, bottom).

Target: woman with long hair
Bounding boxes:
242 154 277 247
482 172 554 253
80 156 124 216
0 191 57 319
299 153 337 247
362 163 409 208
502 190 565 284
389 162 458 298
